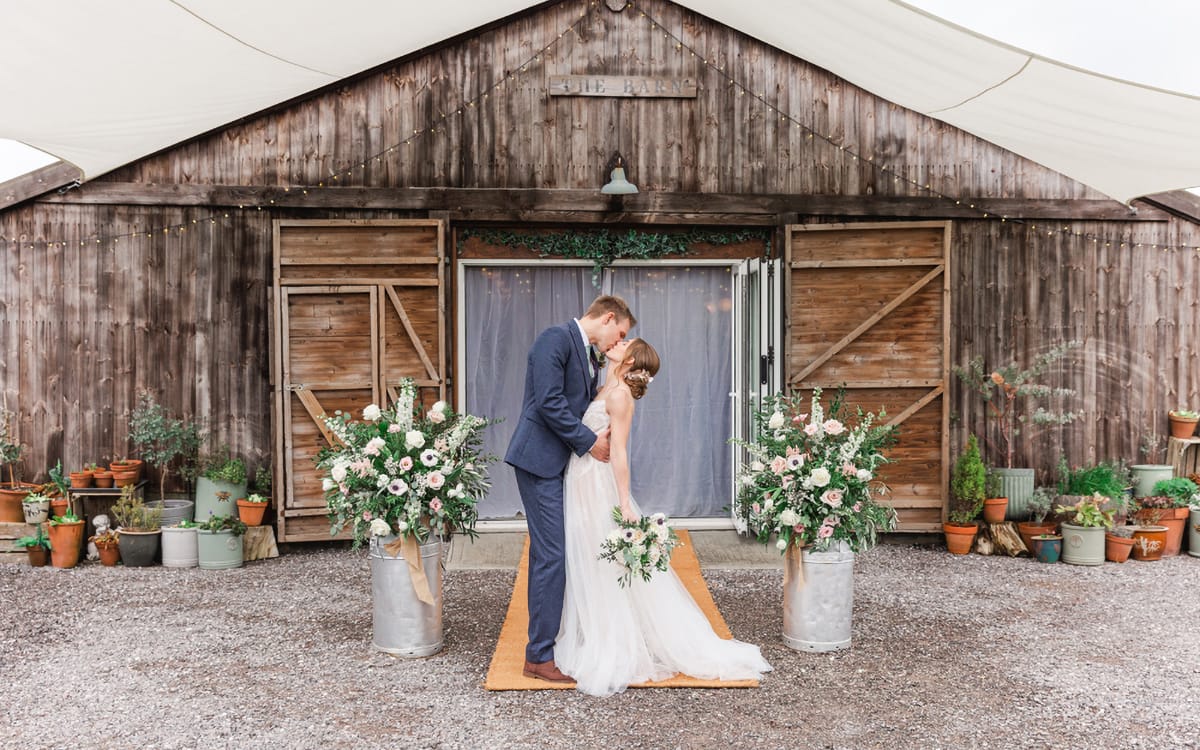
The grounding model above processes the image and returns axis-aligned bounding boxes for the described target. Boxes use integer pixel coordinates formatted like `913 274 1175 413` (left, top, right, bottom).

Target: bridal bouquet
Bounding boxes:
734 388 898 553
316 379 496 546
598 507 681 587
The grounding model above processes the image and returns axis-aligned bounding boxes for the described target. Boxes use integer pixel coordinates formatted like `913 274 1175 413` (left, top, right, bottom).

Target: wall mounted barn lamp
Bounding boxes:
601 154 638 195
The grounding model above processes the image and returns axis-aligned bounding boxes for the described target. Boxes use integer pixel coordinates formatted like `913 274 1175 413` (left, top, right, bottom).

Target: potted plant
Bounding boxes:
1056 459 1130 523
1055 492 1113 566
317 378 497 656
0 406 36 523
1135 477 1196 556
1131 433 1173 500
945 434 986 554
195 514 248 570
1017 486 1057 553
236 492 270 527
1030 532 1063 563
981 468 1008 524
14 525 51 567
162 518 200 568
1105 523 1136 563
195 449 246 521
21 491 50 524
89 528 121 566
1168 408 1200 439
129 391 201 526
109 484 163 567
953 341 1081 520
47 509 86 569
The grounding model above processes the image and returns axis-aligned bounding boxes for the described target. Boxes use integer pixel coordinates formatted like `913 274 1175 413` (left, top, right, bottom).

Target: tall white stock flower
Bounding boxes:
362 404 382 422
405 430 426 450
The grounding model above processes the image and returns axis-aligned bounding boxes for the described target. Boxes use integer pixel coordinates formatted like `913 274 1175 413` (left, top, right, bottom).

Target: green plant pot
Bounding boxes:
1060 523 1105 566
197 529 244 570
991 467 1034 520
1130 465 1174 499
117 529 161 567
194 478 245 522
1189 507 1200 558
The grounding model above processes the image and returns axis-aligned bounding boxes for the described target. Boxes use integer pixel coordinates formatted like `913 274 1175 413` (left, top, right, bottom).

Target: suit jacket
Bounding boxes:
505 321 598 479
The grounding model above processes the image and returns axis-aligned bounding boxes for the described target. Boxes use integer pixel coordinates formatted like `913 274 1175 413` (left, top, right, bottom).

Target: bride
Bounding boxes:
555 338 772 697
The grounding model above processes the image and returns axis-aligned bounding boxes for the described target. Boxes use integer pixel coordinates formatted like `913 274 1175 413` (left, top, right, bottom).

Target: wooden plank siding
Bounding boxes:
0 0 1199 532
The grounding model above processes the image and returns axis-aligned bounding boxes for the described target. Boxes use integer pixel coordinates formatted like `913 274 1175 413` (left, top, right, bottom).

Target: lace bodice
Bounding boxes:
582 398 610 432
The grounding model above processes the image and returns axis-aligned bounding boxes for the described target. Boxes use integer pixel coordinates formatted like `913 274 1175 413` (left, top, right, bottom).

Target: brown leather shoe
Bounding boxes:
522 659 573 683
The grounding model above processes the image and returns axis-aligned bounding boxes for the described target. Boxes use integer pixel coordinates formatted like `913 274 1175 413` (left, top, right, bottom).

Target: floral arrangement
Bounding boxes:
243 493 269 505
598 507 681 587
734 388 898 553
317 379 495 546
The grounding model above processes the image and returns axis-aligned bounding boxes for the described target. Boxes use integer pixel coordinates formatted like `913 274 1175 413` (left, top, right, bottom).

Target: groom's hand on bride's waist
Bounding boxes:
589 428 611 462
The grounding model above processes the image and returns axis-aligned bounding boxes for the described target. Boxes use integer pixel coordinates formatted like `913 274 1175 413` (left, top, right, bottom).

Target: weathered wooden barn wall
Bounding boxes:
1 0 1198 501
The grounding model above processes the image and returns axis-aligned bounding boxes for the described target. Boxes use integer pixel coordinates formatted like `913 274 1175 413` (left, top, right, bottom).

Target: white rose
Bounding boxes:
369 518 391 537
362 404 382 422
432 401 448 414
809 467 831 488
427 410 446 424
363 437 385 456
330 462 347 482
778 509 799 526
750 461 765 472
427 471 445 490
857 469 873 482
776 538 788 551
767 411 785 430
648 546 661 564
405 430 426 450
321 478 334 491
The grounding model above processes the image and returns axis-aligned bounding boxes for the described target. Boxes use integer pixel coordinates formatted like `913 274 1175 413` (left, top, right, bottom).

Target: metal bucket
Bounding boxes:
1060 523 1105 566
369 537 443 657
782 541 854 652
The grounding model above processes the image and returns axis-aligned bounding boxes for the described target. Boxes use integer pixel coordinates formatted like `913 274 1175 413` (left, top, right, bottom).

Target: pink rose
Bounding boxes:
823 419 845 435
782 475 793 489
427 471 445 490
818 525 834 539
362 511 372 521
430 498 443 513
770 456 788 474
751 503 761 514
388 423 403 433
853 502 862 512
793 524 805 534
428 410 446 424
804 423 820 436
822 489 844 507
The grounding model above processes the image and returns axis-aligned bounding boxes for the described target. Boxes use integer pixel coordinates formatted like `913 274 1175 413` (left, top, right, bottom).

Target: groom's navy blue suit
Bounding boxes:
505 321 599 664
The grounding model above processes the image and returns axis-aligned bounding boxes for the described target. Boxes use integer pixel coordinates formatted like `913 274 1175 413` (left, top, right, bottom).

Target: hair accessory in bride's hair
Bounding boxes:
626 368 652 385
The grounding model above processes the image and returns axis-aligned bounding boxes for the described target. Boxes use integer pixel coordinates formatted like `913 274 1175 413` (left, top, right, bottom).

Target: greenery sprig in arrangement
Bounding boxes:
459 227 771 284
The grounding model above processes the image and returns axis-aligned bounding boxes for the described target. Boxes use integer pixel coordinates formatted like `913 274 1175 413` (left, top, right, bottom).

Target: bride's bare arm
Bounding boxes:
606 388 639 522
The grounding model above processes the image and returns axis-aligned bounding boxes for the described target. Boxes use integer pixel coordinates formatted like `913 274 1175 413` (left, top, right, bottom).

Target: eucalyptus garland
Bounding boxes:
459 227 770 284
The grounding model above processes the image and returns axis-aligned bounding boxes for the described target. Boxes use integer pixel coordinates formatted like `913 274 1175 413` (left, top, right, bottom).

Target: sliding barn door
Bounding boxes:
272 220 445 542
785 222 950 532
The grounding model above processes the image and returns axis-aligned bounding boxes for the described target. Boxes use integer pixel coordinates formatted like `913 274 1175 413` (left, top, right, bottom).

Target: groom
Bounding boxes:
505 295 636 682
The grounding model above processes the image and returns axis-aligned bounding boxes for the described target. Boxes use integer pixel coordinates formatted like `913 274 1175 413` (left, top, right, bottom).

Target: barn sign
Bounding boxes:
548 74 697 98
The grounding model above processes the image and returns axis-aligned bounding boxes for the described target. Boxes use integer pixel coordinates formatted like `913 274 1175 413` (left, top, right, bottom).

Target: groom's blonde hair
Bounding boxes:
583 295 636 327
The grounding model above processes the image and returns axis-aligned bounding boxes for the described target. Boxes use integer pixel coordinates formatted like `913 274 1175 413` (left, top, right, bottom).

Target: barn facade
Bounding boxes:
3 0 1197 541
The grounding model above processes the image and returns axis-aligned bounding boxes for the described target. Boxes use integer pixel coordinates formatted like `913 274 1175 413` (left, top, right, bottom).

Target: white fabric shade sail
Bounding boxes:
2 0 1199 203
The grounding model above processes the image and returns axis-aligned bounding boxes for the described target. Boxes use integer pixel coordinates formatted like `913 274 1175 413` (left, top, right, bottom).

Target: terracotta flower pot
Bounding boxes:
1104 533 1135 563
111 468 139 488
68 470 94 488
982 497 1009 524
235 498 268 526
110 460 144 481
942 523 978 555
1017 521 1058 554
26 545 49 567
1169 414 1200 439
96 543 121 567
1131 525 1169 561
1134 508 1187 556
0 483 37 523
49 497 69 519
47 521 86 569
92 470 114 488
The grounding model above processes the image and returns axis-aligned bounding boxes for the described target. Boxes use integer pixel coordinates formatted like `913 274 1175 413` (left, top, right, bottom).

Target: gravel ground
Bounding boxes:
3 543 1199 750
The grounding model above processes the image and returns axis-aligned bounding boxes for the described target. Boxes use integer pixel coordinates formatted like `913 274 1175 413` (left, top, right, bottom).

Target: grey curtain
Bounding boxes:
463 263 733 518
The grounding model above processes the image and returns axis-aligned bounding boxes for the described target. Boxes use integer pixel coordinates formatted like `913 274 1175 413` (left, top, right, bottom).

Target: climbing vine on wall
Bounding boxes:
458 227 771 284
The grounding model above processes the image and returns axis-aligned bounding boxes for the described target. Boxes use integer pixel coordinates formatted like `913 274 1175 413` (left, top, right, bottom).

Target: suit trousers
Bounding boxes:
514 465 566 664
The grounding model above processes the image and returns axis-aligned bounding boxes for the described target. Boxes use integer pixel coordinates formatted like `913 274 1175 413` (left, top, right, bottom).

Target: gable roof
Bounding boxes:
3 0 1199 203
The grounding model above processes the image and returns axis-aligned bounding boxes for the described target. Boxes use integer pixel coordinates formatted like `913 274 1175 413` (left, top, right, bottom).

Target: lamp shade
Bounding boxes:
601 166 638 195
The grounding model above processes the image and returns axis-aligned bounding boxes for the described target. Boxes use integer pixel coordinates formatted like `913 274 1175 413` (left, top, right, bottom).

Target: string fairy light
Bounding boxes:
2 0 1197 253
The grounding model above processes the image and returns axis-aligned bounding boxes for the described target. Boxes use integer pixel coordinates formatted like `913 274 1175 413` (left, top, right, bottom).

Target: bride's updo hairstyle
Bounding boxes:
620 339 661 400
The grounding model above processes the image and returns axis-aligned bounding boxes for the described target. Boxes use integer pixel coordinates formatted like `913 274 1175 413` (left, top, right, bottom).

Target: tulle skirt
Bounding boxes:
555 452 772 697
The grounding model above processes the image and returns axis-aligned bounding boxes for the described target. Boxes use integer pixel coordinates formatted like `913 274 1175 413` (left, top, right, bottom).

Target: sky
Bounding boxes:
3 1 1200 185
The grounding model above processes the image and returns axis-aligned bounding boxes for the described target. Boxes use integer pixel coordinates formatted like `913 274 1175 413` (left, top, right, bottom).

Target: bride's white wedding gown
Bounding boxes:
555 397 773 697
